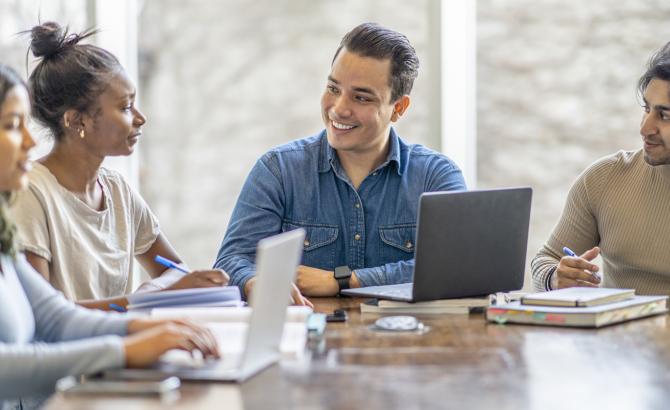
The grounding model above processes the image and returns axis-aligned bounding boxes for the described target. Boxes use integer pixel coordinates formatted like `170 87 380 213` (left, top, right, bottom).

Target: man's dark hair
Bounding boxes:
333 22 419 102
27 21 122 141
638 42 670 98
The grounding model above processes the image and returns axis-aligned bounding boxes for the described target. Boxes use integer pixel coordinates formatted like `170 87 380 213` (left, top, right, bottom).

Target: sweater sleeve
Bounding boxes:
0 336 124 398
0 255 130 399
15 255 131 341
531 158 612 291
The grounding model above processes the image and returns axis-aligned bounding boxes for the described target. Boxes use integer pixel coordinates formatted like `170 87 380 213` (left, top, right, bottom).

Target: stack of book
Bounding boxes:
361 297 489 315
486 287 668 328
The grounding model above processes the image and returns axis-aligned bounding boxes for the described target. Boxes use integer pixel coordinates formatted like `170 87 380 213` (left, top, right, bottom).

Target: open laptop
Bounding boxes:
341 188 531 302
107 228 306 383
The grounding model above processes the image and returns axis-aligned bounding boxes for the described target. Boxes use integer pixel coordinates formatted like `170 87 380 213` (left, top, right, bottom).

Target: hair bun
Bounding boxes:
29 22 96 59
30 22 68 58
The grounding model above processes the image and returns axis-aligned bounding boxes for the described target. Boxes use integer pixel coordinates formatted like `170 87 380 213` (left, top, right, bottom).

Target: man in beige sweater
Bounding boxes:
532 42 670 295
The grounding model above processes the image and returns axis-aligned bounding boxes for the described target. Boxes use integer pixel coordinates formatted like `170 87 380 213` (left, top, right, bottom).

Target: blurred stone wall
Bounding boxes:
478 0 670 287
137 0 435 269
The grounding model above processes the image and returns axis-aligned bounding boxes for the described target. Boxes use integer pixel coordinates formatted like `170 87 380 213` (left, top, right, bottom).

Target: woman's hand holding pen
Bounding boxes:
552 246 602 289
166 269 229 290
152 256 229 290
123 319 220 368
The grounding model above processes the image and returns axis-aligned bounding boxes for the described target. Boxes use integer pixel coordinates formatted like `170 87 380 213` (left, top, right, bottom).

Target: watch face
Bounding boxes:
334 266 351 279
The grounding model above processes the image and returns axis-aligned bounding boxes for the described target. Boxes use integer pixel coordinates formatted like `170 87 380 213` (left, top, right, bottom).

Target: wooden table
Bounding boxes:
45 297 670 410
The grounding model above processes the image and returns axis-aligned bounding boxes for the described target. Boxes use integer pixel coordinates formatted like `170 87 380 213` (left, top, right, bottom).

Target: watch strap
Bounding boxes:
334 265 352 291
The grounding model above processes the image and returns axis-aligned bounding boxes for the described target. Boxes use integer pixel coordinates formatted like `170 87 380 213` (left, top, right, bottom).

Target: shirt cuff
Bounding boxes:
545 266 557 291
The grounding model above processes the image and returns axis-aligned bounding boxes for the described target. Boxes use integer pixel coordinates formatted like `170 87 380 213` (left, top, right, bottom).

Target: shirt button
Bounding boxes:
304 240 310 247
405 241 413 249
355 203 360 208
373 172 378 176
354 234 361 241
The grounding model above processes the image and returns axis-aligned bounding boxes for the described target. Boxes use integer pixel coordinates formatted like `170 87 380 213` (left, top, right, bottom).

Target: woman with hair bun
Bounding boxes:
13 22 229 310
0 63 219 408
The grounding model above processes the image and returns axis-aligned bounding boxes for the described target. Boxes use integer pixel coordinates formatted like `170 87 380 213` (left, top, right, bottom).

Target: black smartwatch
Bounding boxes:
334 265 352 293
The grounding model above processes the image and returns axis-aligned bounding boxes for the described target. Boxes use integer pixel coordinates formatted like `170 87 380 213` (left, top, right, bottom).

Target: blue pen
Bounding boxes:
562 246 577 257
109 303 126 312
563 247 601 280
154 255 189 273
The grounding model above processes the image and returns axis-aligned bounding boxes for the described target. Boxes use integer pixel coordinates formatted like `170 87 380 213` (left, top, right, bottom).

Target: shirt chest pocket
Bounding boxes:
282 221 339 270
379 224 416 262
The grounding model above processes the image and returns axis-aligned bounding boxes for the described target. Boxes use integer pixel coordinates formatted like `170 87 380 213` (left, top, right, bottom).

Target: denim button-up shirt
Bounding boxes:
214 128 466 296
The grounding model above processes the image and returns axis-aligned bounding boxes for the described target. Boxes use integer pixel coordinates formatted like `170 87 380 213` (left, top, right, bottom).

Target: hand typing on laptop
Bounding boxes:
123 319 220 368
165 269 230 290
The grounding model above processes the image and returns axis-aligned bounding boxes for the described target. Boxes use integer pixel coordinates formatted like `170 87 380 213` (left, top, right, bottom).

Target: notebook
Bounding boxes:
106 229 306 383
341 188 531 302
126 286 242 310
520 287 635 307
487 295 668 328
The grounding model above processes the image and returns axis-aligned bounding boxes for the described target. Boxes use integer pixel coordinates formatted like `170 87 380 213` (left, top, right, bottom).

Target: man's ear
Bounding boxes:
390 95 411 122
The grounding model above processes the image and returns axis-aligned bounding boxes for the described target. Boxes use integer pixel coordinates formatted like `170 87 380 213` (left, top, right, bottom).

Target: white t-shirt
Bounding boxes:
11 163 160 300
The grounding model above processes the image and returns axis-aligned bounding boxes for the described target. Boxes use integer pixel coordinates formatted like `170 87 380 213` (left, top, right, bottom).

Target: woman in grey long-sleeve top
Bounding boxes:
0 253 129 398
0 64 220 408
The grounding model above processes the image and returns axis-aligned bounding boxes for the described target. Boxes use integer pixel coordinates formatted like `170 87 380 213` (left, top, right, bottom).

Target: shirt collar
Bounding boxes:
318 128 404 175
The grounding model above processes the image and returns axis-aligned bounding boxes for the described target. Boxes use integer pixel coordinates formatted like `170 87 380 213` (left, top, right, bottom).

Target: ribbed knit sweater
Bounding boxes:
532 149 670 295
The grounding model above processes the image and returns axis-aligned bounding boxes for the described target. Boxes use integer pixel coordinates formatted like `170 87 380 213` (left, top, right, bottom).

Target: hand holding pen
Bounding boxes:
154 255 230 290
551 246 601 289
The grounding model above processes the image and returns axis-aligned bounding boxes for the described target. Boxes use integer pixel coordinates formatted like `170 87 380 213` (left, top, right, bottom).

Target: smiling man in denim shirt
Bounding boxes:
214 23 466 301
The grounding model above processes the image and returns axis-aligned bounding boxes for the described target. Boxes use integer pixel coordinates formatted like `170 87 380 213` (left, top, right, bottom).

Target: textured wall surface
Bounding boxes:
137 0 435 269
478 0 670 285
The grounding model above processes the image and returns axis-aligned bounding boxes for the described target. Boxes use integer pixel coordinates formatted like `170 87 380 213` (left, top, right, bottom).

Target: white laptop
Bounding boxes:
106 228 306 383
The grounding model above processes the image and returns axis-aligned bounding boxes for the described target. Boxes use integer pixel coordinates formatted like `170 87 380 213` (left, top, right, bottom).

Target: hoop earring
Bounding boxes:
79 129 85 139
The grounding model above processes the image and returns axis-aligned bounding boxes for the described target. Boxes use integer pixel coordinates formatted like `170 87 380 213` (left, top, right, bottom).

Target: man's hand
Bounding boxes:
552 246 601 289
244 276 313 308
295 265 339 297
166 269 229 291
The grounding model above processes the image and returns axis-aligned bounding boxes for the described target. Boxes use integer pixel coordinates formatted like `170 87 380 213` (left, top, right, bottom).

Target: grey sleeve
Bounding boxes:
0 256 131 398
15 255 131 341
0 336 125 398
